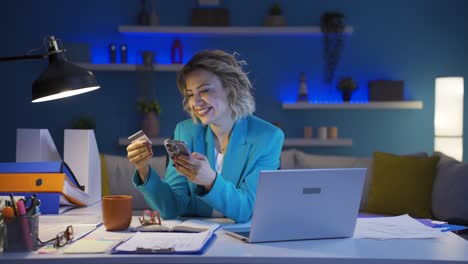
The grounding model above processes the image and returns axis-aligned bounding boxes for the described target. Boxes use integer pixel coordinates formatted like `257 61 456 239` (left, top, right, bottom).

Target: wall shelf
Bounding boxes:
282 101 424 110
118 137 352 147
114 25 357 149
77 63 183 72
118 26 354 36
283 138 352 147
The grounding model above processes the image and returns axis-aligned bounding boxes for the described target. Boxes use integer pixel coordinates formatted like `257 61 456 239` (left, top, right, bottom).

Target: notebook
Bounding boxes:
131 219 220 233
224 168 366 243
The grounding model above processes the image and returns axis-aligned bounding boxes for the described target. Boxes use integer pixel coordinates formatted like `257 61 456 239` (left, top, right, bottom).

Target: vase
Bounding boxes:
141 111 160 138
342 90 352 102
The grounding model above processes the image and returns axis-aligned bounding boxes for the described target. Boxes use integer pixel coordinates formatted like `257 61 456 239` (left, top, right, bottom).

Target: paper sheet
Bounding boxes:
63 239 118 254
354 214 447 239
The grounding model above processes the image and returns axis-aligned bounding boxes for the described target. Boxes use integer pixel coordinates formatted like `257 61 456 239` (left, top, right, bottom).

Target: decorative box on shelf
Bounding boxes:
191 8 229 26
368 80 405 101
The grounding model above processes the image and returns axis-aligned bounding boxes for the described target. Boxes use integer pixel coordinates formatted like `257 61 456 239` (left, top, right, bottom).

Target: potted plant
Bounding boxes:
264 3 286 26
70 115 96 130
321 12 345 84
337 77 357 102
138 99 161 137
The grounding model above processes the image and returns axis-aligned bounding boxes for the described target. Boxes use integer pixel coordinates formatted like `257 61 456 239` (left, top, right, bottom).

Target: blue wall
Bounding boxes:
2 0 468 161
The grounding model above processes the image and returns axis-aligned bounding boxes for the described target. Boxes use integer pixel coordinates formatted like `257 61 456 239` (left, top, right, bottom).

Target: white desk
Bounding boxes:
1 203 468 264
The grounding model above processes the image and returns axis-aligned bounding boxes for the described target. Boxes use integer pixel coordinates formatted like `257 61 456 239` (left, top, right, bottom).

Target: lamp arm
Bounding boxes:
0 54 45 62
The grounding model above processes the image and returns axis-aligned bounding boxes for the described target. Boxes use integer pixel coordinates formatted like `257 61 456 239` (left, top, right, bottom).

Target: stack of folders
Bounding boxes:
0 161 89 214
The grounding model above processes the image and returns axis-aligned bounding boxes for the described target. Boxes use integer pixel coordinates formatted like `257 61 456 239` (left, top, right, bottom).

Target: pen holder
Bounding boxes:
3 214 39 252
0 218 4 253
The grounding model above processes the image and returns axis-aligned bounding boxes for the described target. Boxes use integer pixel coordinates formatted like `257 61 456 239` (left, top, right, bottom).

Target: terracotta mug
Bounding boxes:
102 195 133 231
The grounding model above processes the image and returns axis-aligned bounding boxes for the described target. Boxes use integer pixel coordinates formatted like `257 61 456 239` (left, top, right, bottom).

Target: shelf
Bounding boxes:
119 137 351 147
77 63 183 72
283 138 352 147
282 101 424 110
118 26 354 36
118 137 165 146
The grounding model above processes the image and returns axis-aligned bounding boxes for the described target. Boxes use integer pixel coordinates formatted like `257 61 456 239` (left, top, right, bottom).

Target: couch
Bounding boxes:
101 148 468 228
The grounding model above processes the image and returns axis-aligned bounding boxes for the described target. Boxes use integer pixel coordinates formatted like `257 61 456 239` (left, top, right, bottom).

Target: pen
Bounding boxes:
17 199 33 250
9 194 18 216
24 195 40 216
71 222 104 243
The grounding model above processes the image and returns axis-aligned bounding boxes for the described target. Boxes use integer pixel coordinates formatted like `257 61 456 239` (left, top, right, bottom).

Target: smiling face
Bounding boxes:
185 69 232 126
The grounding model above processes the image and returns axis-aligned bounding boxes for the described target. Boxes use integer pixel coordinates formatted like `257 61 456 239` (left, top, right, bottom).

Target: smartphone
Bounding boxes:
164 139 191 159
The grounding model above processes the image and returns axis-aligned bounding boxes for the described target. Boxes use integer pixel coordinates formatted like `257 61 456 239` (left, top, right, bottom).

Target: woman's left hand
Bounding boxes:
173 152 217 191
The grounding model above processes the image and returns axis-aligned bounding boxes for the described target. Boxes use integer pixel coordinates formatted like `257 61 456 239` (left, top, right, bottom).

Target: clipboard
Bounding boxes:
111 231 217 254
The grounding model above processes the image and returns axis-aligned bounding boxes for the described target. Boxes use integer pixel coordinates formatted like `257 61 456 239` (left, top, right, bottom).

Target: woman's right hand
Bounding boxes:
127 140 153 181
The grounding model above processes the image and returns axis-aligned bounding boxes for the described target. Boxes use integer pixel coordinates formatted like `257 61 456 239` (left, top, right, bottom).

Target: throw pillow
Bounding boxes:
280 148 297 170
295 151 360 169
103 154 166 209
363 152 427 211
365 152 439 219
100 154 111 196
432 152 468 225
148 155 168 178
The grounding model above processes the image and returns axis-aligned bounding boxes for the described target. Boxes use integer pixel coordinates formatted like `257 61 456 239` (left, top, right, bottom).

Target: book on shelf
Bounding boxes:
131 219 220 233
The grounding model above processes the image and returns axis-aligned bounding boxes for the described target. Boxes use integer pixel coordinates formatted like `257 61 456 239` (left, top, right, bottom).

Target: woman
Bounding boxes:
127 50 284 223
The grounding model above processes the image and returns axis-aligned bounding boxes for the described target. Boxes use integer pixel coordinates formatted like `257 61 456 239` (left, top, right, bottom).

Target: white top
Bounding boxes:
212 147 224 217
214 147 224 173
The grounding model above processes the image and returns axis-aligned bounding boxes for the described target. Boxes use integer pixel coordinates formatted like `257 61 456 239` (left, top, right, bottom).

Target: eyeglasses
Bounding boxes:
139 209 161 226
37 225 74 248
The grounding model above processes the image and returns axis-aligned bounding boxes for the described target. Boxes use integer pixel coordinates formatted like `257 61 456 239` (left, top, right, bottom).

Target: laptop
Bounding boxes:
224 168 366 243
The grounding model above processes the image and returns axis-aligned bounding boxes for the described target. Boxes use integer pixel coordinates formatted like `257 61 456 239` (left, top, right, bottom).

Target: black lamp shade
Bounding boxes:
32 52 100 103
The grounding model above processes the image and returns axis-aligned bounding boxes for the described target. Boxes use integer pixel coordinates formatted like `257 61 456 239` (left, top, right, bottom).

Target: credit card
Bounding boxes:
128 130 152 144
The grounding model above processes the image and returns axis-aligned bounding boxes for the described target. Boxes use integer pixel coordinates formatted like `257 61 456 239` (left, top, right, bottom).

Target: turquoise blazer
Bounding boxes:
133 115 284 223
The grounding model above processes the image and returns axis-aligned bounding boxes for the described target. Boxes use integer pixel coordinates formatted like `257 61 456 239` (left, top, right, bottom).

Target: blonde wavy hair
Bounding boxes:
176 50 255 123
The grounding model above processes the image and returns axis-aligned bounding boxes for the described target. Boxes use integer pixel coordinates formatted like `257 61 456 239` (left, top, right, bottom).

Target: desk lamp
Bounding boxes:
0 35 100 102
